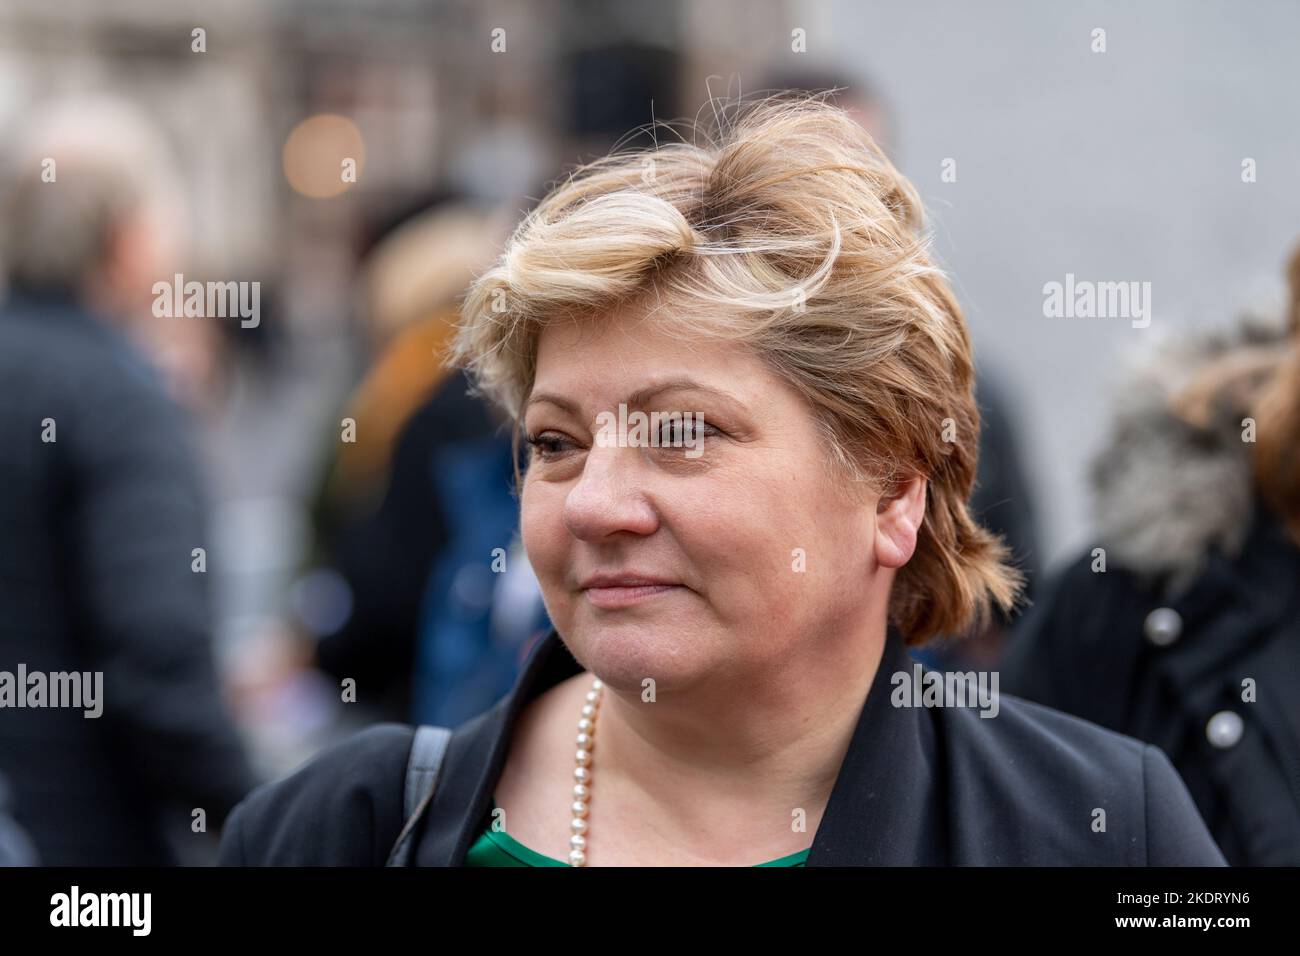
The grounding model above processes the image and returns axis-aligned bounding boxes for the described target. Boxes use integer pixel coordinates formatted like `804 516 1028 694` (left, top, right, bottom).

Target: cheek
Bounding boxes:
802 478 876 579
683 475 818 615
520 477 566 586
707 469 873 615
517 476 553 561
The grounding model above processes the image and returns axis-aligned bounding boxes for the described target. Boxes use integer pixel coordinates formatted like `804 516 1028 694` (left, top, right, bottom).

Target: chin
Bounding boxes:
565 614 707 694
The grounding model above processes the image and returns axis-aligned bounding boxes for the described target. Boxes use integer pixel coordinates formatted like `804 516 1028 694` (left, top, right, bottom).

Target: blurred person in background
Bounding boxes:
243 196 550 729
1004 243 1300 865
762 68 1041 671
0 95 257 865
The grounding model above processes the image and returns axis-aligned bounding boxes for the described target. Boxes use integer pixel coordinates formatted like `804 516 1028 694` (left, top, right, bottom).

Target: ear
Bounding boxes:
873 475 927 569
112 212 155 281
94 214 144 306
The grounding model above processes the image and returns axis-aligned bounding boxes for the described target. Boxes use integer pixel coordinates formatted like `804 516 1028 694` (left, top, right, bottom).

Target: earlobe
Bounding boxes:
874 476 927 569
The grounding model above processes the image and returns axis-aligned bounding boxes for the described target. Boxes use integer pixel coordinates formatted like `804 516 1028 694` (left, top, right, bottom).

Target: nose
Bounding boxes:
562 444 660 542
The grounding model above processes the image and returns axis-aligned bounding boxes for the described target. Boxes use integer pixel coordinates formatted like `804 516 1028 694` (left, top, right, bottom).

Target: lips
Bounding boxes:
578 573 679 590
578 573 685 610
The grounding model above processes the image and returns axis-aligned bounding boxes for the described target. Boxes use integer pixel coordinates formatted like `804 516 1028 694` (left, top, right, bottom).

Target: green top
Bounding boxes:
465 795 810 867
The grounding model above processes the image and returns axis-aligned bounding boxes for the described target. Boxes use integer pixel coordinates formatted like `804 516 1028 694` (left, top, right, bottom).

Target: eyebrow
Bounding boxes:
523 377 745 418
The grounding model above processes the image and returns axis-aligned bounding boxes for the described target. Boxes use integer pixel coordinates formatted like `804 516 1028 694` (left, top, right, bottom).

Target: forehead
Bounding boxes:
530 301 768 402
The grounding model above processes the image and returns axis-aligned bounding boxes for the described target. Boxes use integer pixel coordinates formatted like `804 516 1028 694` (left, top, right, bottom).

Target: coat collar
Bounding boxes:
416 625 943 866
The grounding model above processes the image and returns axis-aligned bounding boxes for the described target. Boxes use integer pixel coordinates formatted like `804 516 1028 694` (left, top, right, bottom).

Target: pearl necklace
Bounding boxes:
568 676 604 866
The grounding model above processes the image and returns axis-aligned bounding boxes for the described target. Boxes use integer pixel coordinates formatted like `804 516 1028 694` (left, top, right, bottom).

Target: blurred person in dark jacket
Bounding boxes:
0 95 256 865
295 201 508 721
240 198 549 729
1004 244 1300 865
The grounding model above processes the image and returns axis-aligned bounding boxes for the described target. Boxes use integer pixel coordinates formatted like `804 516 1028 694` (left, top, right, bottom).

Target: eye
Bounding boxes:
657 417 718 446
524 431 576 460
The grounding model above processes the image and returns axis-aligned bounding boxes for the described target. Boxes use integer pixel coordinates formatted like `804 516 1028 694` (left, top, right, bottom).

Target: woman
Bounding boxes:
219 94 1223 866
1004 245 1300 866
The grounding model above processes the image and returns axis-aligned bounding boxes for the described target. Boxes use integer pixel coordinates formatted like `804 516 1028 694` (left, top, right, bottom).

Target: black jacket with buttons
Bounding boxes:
1003 499 1300 865
219 625 1225 866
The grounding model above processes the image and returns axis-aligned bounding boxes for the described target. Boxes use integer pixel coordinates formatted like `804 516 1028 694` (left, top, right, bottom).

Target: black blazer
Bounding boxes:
219 626 1225 866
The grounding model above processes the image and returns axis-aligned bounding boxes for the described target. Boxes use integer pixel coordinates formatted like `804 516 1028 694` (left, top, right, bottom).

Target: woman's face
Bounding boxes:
520 305 897 693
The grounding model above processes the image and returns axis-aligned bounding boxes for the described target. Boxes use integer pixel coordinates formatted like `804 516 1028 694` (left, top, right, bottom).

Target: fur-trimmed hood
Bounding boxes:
1089 312 1292 594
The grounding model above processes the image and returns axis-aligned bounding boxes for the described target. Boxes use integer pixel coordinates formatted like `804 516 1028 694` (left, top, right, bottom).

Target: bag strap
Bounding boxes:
385 724 453 867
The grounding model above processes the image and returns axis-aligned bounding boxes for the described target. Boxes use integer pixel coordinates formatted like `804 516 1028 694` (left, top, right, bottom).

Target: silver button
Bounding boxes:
1144 607 1182 647
1206 710 1244 749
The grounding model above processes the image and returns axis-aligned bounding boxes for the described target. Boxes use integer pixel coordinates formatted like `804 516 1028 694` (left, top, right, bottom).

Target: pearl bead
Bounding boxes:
566 677 603 866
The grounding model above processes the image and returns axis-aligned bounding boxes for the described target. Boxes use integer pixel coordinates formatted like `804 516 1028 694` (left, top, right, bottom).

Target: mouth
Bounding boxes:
578 573 685 610
582 583 684 609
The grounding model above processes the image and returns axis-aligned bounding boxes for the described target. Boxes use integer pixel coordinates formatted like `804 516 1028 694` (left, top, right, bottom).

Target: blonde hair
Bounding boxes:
450 93 1022 644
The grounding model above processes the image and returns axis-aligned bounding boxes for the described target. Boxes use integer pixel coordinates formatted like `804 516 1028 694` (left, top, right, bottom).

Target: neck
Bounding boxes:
583 608 889 858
